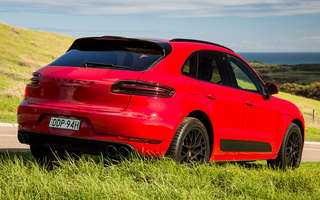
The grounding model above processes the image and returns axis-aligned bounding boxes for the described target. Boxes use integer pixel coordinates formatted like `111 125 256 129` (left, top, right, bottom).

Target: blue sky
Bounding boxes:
0 0 320 52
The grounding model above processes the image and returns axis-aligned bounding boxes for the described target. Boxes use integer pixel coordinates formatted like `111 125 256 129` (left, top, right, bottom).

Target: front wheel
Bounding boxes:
268 123 303 169
167 117 210 164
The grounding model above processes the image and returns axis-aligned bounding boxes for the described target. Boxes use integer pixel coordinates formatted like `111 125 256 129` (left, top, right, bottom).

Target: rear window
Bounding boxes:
49 38 164 71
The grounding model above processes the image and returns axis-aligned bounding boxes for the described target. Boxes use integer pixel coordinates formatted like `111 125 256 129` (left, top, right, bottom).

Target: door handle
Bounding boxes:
246 101 254 106
207 94 217 100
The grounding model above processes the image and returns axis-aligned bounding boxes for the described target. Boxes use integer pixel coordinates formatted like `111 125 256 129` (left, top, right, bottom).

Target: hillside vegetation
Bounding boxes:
0 22 74 122
0 22 319 141
281 82 320 101
250 61 320 86
250 62 320 101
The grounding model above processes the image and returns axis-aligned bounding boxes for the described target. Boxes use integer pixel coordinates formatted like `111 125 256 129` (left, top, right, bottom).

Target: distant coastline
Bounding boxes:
238 52 320 65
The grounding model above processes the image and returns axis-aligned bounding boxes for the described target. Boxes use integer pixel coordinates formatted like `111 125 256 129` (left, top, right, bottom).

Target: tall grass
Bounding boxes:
0 152 319 199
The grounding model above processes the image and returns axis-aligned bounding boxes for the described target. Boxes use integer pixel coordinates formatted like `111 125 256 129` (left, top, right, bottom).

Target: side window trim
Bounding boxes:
221 53 237 87
225 54 265 95
181 51 199 78
181 50 232 87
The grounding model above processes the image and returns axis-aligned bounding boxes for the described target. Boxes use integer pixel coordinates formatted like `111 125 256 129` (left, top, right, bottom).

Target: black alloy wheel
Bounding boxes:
167 117 210 164
268 123 303 169
284 126 302 168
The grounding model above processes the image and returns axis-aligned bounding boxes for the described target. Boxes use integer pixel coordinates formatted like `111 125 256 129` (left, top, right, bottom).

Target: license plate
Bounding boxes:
49 117 81 131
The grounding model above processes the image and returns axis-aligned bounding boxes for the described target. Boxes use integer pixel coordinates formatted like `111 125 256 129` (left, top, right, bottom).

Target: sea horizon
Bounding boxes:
237 52 320 65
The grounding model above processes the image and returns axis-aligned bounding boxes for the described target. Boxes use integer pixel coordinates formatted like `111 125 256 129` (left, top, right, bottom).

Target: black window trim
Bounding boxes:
181 51 199 79
224 53 266 95
181 50 232 87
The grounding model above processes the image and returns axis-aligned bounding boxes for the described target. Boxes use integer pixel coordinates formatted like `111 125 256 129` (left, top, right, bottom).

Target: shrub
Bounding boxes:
281 82 320 100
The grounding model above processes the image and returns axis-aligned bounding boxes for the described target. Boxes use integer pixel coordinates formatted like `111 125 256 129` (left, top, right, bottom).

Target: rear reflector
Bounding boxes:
111 81 175 98
17 105 22 114
117 136 162 144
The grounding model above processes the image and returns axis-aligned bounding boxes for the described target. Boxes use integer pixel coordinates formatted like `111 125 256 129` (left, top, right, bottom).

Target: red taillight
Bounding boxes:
111 81 175 98
17 105 22 114
24 86 29 100
28 73 41 87
25 73 41 100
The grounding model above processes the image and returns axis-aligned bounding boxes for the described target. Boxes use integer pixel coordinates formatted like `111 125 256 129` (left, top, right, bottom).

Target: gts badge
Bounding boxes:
60 84 83 89
53 78 95 89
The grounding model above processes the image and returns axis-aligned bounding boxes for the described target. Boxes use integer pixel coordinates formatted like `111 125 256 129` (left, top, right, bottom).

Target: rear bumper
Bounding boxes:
17 97 185 156
18 129 137 158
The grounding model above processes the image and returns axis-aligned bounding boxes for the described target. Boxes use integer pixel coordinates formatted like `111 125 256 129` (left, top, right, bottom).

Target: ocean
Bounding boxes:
237 52 320 65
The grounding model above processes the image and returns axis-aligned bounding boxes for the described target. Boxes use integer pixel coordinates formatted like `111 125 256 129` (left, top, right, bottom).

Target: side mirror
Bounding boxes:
264 82 279 100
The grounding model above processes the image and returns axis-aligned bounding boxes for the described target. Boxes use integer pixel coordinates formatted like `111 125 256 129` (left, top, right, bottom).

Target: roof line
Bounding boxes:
169 38 234 52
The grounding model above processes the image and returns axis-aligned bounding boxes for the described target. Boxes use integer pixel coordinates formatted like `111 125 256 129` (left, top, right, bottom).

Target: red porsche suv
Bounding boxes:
17 36 304 168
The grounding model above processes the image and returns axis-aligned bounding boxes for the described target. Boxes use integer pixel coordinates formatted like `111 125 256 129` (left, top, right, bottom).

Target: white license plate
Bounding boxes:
49 117 81 131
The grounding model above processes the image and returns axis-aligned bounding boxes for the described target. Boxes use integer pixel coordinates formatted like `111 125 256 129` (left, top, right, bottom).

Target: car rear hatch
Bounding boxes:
26 37 172 112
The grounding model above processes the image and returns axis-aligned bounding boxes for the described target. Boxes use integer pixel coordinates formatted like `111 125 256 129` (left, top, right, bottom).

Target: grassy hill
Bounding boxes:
0 22 319 141
275 93 320 141
0 22 75 122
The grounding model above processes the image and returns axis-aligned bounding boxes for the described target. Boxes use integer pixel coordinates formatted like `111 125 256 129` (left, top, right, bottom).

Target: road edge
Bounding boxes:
0 123 18 127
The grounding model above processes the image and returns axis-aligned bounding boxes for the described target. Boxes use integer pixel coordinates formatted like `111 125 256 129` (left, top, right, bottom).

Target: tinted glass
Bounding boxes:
182 51 230 86
227 54 263 93
182 52 197 78
49 50 162 71
198 51 222 84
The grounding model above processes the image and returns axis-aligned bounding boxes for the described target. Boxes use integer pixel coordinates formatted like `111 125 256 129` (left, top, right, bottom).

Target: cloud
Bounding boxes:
310 36 320 40
301 36 320 41
1 0 320 17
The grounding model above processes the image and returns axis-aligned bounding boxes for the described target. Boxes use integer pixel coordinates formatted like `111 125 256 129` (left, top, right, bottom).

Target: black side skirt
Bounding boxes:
220 139 272 152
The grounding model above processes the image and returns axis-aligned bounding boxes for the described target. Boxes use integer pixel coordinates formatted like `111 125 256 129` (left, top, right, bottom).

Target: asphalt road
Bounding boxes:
1 124 319 162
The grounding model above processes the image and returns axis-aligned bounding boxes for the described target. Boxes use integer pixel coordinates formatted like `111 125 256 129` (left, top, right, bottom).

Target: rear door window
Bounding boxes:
182 50 231 86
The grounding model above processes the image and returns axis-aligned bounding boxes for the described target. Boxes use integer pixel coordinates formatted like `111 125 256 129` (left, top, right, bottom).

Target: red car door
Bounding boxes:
183 50 246 156
226 54 278 154
242 92 279 154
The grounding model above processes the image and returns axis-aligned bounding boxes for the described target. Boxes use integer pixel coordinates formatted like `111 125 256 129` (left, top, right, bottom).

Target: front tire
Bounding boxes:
167 117 210 164
268 123 303 169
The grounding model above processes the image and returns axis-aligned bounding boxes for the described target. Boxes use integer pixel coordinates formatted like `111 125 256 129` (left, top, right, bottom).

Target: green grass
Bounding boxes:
0 152 319 199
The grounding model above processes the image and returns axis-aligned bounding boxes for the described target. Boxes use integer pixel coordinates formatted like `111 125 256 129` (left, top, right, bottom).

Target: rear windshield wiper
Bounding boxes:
84 62 130 69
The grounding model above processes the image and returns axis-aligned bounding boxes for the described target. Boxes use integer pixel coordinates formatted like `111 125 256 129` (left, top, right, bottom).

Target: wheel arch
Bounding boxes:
292 118 305 142
186 110 214 156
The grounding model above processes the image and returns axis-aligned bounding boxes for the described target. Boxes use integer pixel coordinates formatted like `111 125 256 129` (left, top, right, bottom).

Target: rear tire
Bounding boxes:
167 117 210 164
267 123 303 169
